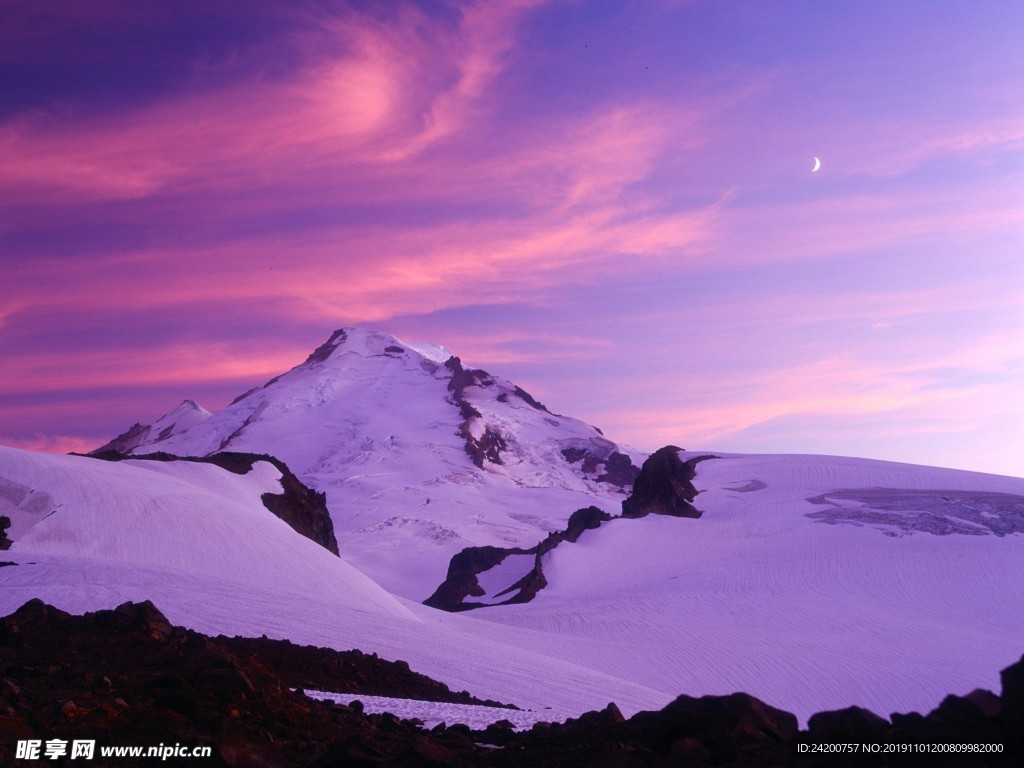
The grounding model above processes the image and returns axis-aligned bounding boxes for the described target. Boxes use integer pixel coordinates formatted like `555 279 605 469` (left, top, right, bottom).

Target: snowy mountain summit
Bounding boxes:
95 398 211 454
93 327 641 597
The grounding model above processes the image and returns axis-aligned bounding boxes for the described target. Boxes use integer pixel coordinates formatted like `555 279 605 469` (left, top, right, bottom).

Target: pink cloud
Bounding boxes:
0 2 561 206
1 341 301 397
588 312 1024 454
0 433 99 456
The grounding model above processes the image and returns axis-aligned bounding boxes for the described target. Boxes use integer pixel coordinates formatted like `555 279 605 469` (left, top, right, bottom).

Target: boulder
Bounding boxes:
621 447 709 519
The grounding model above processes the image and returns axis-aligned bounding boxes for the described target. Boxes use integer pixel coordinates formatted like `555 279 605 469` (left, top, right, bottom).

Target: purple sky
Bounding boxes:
2 1 1023 476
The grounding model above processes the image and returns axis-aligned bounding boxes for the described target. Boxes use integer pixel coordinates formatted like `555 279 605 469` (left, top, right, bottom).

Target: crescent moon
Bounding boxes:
811 157 821 172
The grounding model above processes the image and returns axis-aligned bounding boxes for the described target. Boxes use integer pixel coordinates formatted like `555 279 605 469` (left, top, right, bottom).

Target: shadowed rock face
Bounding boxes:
0 600 510 768
427 444 720 613
4 600 1022 767
620 446 712 519
561 448 640 489
423 545 532 611
444 355 508 468
84 450 340 556
598 451 641 487
424 507 613 612
92 422 151 455
303 328 348 365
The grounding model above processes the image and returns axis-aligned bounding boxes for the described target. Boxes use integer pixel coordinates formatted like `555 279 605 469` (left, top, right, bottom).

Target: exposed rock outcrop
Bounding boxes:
0 600 510 767
84 451 340 556
424 506 613 611
620 446 714 519
561 447 640 489
92 421 151 455
597 451 641 487
428 447 720 612
92 399 212 455
444 356 509 468
423 545 532 611
303 327 349 365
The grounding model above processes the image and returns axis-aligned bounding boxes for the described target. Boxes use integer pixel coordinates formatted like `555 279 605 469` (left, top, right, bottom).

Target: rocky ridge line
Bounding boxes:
425 447 714 611
83 450 340 556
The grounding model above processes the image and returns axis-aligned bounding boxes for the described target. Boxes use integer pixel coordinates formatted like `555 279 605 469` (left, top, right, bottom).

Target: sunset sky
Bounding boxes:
2 1 1023 476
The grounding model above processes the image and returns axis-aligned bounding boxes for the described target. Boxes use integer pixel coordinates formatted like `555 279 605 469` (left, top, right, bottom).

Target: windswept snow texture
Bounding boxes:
2 445 1024 725
105 328 637 599
0 446 403 616
473 452 1024 724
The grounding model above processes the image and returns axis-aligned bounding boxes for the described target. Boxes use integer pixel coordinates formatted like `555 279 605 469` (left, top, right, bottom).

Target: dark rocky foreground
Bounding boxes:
1 602 1022 767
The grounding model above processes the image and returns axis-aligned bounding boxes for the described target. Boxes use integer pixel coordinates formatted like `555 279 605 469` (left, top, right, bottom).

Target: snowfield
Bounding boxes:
3 329 1024 727
475 453 1024 722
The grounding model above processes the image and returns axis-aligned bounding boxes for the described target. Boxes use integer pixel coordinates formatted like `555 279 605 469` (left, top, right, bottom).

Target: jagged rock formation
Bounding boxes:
424 506 613 611
422 545 530 610
86 450 340 556
2 600 1021 767
0 515 10 550
428 446 720 611
561 447 640 489
621 446 713 519
444 355 511 467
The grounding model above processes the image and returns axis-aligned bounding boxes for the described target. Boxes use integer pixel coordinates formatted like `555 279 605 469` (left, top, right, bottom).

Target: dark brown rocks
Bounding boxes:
562 506 613 543
423 546 533 611
3 599 1024 766
424 507 613 611
620 447 712 519
597 451 641 488
302 328 348 365
806 705 889 743
561 448 640 489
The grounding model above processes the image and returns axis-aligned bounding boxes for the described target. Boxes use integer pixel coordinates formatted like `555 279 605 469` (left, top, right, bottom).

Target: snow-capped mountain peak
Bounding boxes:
92 327 641 598
94 398 212 455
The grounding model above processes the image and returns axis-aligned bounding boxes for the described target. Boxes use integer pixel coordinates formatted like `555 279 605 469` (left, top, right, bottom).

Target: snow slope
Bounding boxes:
0 445 670 720
0 446 405 615
3 446 1021 725
473 452 1024 722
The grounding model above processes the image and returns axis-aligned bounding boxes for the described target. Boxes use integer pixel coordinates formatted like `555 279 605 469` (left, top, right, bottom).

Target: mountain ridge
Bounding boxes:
88 327 642 599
